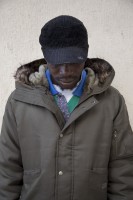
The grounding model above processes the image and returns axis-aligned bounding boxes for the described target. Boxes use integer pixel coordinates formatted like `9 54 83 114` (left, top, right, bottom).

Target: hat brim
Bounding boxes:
42 47 88 65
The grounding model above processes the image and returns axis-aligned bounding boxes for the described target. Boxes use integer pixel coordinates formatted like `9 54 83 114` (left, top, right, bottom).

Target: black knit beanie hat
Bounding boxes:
39 15 89 65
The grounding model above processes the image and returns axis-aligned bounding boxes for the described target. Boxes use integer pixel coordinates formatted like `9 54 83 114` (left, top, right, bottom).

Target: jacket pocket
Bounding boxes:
88 168 108 190
23 169 41 183
21 137 41 170
20 169 41 199
87 168 108 200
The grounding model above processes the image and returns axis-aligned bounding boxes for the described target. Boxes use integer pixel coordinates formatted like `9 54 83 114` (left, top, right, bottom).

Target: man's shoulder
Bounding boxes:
104 86 123 99
100 86 126 110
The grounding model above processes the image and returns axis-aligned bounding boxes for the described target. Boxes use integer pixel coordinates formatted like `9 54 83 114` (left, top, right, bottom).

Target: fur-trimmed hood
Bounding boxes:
14 58 115 95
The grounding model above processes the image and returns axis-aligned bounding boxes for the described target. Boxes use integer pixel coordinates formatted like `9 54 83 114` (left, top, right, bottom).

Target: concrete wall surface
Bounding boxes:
0 0 133 128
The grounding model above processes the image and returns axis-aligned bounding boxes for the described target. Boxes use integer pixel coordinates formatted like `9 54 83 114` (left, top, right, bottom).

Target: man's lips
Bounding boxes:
59 79 75 83
57 77 76 83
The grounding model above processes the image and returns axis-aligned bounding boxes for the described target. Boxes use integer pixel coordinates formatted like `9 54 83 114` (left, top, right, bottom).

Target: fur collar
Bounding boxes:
14 58 115 94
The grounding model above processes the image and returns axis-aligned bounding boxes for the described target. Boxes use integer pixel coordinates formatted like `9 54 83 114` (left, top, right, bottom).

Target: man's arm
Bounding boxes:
108 93 133 200
0 94 23 200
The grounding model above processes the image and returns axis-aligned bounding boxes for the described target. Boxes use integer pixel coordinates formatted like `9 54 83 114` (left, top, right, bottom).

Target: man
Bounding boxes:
0 15 133 200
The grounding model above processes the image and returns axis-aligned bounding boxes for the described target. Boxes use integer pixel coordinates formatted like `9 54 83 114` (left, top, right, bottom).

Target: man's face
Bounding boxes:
47 62 85 90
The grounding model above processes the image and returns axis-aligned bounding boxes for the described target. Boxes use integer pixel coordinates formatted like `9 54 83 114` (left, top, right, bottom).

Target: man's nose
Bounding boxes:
59 64 71 75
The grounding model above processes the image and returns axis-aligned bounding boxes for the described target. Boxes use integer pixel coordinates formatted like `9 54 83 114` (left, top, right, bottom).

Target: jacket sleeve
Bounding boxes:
108 92 133 200
0 94 23 200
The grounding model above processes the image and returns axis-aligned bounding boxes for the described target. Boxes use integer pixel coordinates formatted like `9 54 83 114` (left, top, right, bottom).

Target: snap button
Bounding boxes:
59 171 63 175
91 100 95 104
59 134 63 138
82 106 86 109
114 133 117 138
113 130 118 139
114 131 117 138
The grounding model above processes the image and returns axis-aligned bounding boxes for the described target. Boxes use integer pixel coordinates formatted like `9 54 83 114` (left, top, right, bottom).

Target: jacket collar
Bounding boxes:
14 58 115 96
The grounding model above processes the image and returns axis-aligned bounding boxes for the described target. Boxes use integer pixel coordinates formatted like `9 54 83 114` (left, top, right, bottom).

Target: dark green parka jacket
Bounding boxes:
0 58 133 200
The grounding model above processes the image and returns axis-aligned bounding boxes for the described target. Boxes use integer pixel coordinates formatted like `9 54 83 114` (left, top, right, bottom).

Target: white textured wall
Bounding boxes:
0 0 133 128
